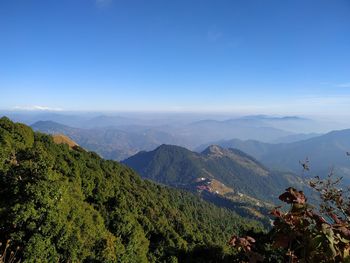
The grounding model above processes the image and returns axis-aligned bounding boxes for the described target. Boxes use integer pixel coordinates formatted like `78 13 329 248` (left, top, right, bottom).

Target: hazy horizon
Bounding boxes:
2 108 350 134
1 0 350 117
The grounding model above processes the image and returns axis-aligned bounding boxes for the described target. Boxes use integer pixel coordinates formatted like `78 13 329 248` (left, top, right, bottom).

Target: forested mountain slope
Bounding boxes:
123 144 305 203
0 117 261 262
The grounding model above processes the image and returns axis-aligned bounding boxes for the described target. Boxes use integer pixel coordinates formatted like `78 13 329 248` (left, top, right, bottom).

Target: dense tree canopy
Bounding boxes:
0 117 262 262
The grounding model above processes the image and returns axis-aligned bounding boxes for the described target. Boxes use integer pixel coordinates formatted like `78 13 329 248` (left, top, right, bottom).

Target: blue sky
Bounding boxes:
1 0 350 116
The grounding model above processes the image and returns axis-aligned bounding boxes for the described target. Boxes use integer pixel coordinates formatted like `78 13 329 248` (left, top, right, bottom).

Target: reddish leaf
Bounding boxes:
279 187 306 204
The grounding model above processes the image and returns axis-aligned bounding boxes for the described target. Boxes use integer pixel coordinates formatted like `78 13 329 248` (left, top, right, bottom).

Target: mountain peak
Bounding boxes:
202 145 226 156
154 144 193 154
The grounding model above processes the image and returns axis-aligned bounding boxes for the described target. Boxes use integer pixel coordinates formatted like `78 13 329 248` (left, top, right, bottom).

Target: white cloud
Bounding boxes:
13 105 63 111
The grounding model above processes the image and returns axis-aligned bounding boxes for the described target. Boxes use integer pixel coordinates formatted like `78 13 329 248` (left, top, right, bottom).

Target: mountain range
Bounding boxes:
2 115 347 261
198 129 350 182
30 114 350 184
0 117 261 262
31 120 184 160
29 114 326 161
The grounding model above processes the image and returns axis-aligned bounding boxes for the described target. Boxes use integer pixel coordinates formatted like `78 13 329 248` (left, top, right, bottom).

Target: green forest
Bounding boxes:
0 117 262 262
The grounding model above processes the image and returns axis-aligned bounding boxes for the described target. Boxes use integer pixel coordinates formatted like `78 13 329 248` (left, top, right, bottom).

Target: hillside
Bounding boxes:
123 144 305 203
0 117 262 262
52 134 78 148
261 129 350 179
201 130 350 182
31 120 183 160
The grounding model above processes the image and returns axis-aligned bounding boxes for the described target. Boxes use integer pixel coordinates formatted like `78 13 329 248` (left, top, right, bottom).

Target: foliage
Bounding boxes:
0 117 262 262
229 172 350 262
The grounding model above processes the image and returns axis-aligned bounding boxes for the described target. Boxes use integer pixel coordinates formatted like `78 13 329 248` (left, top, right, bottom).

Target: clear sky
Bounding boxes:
1 0 350 116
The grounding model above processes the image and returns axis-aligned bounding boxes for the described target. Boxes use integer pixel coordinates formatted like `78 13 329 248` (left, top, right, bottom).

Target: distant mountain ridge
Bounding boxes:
178 119 293 143
30 117 301 161
31 120 183 160
199 129 350 182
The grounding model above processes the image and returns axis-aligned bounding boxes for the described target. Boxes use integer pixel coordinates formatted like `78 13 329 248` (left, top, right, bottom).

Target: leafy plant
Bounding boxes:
230 171 350 262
